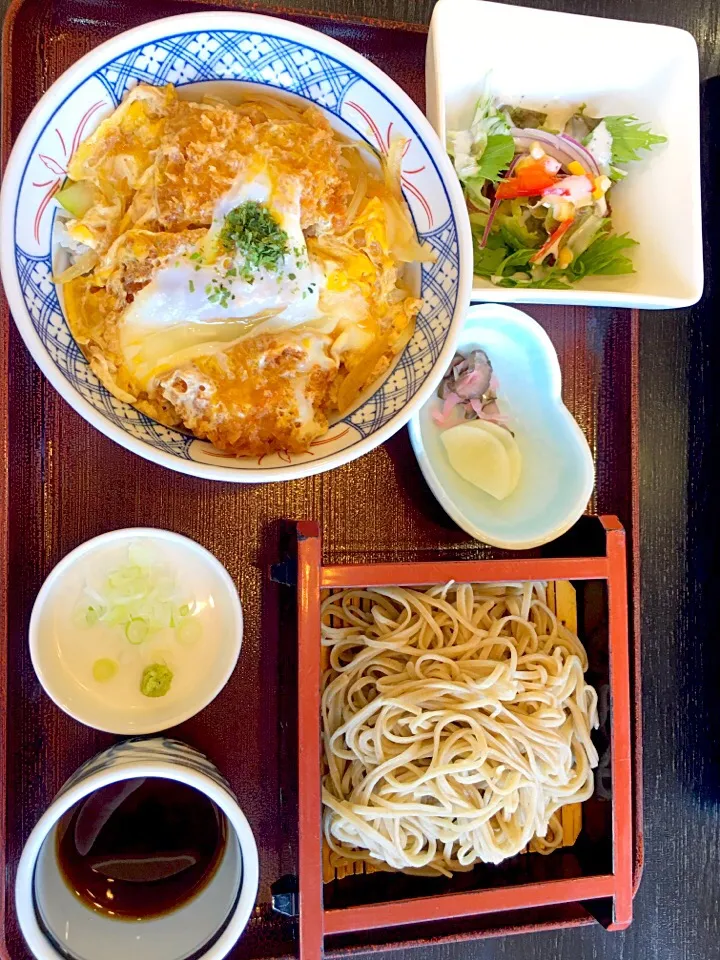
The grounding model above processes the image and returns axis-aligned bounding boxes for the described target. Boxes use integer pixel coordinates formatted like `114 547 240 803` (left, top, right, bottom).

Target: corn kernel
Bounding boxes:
593 175 611 197
592 175 612 201
558 248 574 268
557 201 574 221
529 142 545 160
567 160 586 176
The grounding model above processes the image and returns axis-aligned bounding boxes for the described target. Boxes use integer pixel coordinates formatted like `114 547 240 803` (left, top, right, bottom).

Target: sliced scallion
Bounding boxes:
92 658 118 682
125 618 149 645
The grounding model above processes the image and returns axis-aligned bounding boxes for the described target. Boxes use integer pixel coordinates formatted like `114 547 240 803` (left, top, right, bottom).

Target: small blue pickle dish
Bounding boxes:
409 304 595 550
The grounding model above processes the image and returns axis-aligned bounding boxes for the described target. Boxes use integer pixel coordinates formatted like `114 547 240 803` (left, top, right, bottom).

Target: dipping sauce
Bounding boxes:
56 778 227 920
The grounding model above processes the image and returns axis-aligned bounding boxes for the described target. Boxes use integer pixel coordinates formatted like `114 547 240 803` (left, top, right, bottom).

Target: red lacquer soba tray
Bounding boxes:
0 1 642 958
281 515 632 958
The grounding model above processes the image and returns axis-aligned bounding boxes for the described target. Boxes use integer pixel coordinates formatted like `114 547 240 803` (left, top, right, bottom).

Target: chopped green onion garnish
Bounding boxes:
125 618 149 644
72 545 200 650
92 658 118 683
106 604 130 626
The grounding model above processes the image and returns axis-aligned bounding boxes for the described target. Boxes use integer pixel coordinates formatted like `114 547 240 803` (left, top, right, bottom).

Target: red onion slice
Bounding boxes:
510 127 599 176
480 154 521 248
480 198 501 248
558 134 601 176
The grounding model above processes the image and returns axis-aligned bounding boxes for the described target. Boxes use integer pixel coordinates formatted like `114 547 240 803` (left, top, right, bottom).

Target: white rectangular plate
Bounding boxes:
426 0 703 309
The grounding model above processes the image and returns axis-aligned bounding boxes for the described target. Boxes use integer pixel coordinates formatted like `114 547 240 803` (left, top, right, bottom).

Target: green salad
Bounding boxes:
447 86 666 288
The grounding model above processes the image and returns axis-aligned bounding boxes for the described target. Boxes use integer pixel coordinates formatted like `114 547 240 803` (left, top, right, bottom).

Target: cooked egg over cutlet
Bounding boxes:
55 83 430 457
157 331 338 457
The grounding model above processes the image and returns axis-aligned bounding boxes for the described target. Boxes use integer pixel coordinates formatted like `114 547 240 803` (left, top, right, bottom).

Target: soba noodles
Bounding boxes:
320 582 599 876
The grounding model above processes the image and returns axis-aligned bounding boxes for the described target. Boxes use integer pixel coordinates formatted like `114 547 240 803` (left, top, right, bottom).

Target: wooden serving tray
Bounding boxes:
0 2 642 958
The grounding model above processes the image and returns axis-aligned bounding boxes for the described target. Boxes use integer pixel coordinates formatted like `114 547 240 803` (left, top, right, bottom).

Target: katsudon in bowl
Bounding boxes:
0 13 471 481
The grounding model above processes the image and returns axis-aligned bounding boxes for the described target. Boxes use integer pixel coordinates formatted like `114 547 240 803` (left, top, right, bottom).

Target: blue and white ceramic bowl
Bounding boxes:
16 737 259 960
0 12 472 482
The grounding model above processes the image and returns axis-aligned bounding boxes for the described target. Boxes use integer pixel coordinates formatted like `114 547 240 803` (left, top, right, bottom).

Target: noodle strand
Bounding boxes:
321 582 599 876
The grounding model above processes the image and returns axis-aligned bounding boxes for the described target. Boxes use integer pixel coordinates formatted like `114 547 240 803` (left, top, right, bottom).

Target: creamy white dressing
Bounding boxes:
447 129 476 179
584 121 614 173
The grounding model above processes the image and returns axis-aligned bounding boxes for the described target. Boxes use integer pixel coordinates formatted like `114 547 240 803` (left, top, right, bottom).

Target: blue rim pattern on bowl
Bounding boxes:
5 19 466 478
57 738 235 799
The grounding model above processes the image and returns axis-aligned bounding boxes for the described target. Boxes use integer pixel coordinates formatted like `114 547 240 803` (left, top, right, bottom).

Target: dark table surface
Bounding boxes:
2 0 718 958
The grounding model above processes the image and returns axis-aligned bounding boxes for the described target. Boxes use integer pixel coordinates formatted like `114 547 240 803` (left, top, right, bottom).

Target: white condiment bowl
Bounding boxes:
409 304 595 549
29 528 243 734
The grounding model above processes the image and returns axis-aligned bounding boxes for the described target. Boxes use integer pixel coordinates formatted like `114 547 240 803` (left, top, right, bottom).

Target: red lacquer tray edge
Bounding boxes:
630 310 643 896
295 516 634 956
0 0 12 947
